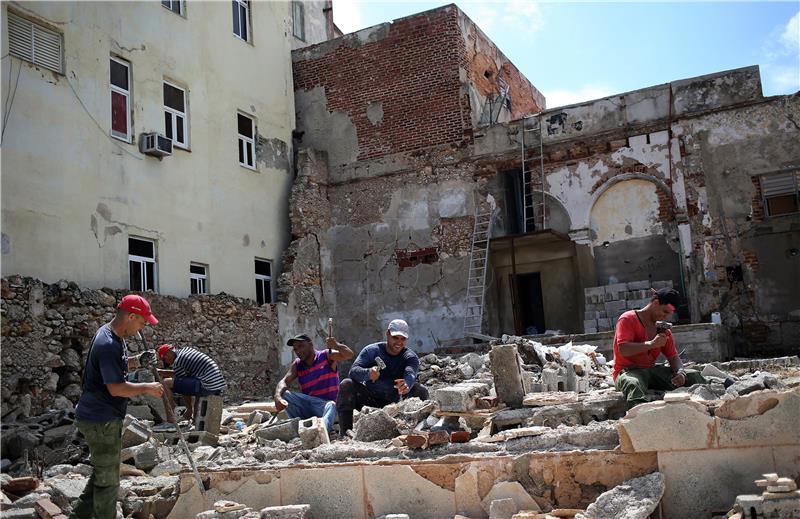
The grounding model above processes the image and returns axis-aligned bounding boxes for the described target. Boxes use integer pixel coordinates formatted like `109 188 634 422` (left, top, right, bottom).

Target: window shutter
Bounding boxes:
761 172 797 197
7 12 62 73
8 12 34 62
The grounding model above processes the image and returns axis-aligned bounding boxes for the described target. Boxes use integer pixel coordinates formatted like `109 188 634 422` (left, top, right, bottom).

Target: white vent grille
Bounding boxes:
7 11 63 74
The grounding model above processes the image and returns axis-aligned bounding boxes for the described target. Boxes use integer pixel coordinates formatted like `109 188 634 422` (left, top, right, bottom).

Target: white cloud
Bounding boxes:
780 11 799 52
542 85 616 109
461 0 544 38
333 0 365 34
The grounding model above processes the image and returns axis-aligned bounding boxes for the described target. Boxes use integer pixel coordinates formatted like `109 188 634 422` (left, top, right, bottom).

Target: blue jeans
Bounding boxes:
283 391 336 432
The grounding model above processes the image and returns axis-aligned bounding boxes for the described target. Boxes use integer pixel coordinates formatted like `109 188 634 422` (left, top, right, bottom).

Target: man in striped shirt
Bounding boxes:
274 334 354 433
158 345 226 422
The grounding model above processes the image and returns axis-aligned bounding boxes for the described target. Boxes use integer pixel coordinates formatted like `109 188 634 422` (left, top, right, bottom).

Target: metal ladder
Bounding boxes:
521 114 546 232
463 206 496 336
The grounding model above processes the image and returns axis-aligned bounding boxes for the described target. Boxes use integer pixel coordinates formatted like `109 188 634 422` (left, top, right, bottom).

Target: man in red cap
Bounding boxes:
70 295 164 519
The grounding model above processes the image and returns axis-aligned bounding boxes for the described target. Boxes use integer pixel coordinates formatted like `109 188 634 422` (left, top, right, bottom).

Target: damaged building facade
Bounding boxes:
0 1 332 301
289 4 800 357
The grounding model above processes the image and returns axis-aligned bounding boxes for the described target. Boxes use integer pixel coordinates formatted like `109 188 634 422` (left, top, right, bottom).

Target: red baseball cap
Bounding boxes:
117 294 158 325
158 344 174 359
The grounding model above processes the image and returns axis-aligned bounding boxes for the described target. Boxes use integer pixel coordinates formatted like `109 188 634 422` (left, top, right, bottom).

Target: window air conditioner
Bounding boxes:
139 132 173 157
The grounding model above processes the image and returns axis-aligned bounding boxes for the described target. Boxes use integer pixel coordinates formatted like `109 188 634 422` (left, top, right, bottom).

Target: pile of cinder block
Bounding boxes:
583 280 673 333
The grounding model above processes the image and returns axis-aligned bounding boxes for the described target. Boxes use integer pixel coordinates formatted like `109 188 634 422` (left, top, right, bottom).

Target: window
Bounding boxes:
760 171 800 217
292 1 305 41
190 263 208 295
110 58 131 141
163 81 188 148
255 258 272 305
238 113 256 169
129 238 157 292
161 0 183 15
7 11 63 74
232 0 250 41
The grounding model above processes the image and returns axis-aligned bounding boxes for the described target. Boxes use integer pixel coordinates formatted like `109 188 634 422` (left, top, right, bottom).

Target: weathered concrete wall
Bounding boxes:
169 450 658 519
1 2 295 299
1 276 282 414
676 94 800 355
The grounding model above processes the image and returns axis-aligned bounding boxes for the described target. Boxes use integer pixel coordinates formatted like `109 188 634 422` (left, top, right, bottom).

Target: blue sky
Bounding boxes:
333 1 800 108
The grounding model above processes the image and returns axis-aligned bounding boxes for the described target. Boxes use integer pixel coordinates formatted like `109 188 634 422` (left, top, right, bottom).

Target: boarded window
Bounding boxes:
760 171 799 217
110 58 131 141
292 1 305 41
7 11 63 73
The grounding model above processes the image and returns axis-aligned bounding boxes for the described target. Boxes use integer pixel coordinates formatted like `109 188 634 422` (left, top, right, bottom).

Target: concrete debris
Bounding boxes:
297 416 330 449
259 504 311 518
575 472 665 519
482 481 541 514
353 409 399 442
255 418 300 443
490 344 526 407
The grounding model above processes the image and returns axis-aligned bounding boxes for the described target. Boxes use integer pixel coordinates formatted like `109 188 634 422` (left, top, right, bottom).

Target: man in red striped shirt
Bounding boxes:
274 334 354 433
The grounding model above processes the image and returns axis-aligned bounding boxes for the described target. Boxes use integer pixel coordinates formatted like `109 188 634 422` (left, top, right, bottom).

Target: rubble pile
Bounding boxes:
2 314 798 519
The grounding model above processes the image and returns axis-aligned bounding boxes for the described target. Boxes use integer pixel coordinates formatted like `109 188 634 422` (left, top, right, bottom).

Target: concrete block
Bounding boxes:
433 382 490 412
541 367 563 392
520 371 535 394
605 283 628 295
584 286 605 297
194 395 223 436
255 418 300 443
1 508 37 518
618 401 714 452
259 504 311 519
298 417 330 450
584 311 600 320
596 318 611 328
583 319 597 330
603 300 627 315
489 345 525 407
584 327 598 334
627 280 650 290
716 391 800 448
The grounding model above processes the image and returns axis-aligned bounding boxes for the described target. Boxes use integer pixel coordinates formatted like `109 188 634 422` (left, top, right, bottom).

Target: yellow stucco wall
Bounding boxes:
1 1 297 299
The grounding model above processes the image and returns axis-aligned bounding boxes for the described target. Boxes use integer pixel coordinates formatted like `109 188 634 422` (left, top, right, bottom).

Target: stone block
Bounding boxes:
618 401 714 452
259 504 311 519
578 472 664 519
353 409 398 442
433 382 490 412
716 391 800 448
255 419 300 443
121 417 151 449
489 345 526 407
481 481 540 514
1 508 37 518
298 417 330 450
489 498 517 519
364 465 456 519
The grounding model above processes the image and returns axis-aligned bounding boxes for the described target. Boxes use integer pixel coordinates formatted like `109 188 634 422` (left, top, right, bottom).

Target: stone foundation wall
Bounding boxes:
1 276 282 415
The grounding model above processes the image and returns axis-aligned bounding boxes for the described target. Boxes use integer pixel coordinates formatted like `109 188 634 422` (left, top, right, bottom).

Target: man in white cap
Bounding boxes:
336 319 429 437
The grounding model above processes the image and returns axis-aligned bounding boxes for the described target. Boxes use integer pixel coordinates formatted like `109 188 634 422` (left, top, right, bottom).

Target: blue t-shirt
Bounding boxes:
349 342 420 401
75 324 129 422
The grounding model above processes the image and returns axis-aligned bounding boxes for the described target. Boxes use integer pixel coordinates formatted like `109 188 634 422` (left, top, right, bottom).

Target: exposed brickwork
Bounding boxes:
742 249 759 272
750 176 765 223
293 7 469 161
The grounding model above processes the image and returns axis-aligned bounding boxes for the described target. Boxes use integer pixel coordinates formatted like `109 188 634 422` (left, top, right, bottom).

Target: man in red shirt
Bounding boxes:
613 288 707 409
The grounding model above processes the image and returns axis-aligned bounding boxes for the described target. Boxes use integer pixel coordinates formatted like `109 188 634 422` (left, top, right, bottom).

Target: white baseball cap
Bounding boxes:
387 319 409 338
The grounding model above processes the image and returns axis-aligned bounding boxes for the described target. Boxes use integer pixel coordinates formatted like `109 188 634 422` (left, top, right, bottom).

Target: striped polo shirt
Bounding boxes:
173 347 226 392
294 350 338 401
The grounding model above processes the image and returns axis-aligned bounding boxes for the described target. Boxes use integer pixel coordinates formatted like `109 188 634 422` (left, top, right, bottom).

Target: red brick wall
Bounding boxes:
293 7 471 161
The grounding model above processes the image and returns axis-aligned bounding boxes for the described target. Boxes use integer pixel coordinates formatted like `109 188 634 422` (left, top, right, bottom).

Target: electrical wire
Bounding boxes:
65 74 143 160
1 59 21 142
